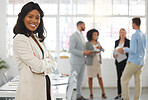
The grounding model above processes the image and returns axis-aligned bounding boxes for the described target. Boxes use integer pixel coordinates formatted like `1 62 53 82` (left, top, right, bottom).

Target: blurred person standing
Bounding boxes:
69 21 92 100
118 18 147 100
114 28 130 99
86 29 107 99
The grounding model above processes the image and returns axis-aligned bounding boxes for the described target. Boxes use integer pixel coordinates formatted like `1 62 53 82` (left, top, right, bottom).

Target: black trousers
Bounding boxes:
45 75 51 100
115 61 127 95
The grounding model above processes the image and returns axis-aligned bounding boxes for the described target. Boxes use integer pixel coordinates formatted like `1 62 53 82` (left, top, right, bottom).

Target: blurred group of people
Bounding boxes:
69 17 147 100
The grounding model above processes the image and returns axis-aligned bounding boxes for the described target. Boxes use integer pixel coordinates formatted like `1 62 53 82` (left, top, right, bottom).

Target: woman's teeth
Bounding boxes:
30 24 36 27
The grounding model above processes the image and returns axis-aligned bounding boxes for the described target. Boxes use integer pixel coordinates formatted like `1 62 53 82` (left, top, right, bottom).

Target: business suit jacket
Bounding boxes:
13 34 56 100
86 41 104 65
69 31 86 65
115 38 130 64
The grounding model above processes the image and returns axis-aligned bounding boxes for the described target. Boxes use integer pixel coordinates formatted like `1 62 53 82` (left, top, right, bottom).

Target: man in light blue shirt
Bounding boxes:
118 17 147 100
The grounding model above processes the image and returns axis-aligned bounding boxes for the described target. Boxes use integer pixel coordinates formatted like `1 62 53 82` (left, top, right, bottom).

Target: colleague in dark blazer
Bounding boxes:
114 28 130 99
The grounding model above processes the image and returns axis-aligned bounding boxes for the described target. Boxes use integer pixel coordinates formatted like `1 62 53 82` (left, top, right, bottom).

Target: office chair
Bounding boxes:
66 71 77 100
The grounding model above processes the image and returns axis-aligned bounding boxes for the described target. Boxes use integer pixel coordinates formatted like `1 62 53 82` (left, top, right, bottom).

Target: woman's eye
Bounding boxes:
36 17 40 19
28 16 33 18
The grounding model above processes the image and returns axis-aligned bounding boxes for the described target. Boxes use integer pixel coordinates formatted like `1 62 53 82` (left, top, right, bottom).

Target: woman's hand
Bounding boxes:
95 51 101 54
96 46 102 49
117 47 125 54
84 50 93 55
114 54 118 59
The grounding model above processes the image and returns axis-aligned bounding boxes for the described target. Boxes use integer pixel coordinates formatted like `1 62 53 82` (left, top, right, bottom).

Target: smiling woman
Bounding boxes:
13 2 57 100
23 9 40 32
13 1 45 42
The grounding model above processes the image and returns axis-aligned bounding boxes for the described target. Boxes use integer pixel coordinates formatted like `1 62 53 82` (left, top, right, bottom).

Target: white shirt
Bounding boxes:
77 29 85 45
116 43 124 49
93 44 100 56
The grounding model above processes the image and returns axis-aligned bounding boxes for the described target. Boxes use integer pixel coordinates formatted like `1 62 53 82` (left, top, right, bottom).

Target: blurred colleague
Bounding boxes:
13 2 56 100
118 18 147 100
86 29 107 99
69 21 92 100
114 28 130 99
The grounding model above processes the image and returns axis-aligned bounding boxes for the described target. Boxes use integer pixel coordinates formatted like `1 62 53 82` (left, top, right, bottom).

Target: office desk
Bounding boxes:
0 74 68 100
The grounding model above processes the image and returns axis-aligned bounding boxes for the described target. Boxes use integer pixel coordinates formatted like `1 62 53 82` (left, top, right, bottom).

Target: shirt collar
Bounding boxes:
77 29 82 35
136 29 141 32
135 30 141 34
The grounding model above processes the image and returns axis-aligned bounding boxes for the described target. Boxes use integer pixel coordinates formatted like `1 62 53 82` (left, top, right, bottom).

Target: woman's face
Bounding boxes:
119 29 126 39
92 32 98 41
24 9 40 32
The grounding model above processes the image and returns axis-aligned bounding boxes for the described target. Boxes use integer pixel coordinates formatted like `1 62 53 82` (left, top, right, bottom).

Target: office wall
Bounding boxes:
0 0 6 59
0 0 148 87
0 0 18 78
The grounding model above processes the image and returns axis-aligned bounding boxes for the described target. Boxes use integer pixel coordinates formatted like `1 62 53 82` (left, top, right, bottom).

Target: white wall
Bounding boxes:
0 0 148 88
0 0 18 78
0 0 6 58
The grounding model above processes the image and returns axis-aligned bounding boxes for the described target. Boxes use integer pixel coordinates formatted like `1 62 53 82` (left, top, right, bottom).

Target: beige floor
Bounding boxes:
72 87 148 100
1 87 147 100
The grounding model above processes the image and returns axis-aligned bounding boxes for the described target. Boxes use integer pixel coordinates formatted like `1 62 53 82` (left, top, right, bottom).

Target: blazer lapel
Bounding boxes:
34 36 48 59
38 41 47 59
124 39 128 47
76 32 85 46
90 42 95 50
29 37 43 59
116 40 119 47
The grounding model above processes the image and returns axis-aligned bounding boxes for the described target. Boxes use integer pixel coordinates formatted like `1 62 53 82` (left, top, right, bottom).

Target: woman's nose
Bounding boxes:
32 17 37 23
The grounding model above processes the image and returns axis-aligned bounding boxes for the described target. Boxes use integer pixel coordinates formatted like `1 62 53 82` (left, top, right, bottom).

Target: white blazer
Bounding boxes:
13 34 56 100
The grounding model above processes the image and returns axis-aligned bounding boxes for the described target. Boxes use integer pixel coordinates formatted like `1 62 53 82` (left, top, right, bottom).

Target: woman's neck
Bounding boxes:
120 37 125 41
31 33 36 40
91 40 97 44
30 32 34 36
119 37 125 44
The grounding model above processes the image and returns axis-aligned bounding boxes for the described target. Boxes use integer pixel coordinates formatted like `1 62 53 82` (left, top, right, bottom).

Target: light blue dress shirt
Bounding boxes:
123 30 147 65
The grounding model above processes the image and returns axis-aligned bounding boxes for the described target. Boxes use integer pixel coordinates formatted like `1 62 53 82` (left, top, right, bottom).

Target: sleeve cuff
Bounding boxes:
42 59 57 74
123 47 128 53
41 60 48 72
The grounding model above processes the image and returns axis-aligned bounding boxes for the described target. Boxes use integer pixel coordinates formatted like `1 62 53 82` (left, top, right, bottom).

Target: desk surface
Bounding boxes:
0 74 68 99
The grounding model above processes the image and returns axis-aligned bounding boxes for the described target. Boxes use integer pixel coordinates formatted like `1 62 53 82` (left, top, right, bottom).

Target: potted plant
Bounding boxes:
0 58 8 70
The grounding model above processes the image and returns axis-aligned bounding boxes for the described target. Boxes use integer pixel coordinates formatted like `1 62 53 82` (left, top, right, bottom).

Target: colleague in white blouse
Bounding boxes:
13 2 56 100
86 29 107 99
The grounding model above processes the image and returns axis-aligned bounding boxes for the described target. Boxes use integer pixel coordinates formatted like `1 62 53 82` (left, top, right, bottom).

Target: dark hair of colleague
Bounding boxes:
87 29 99 41
13 2 45 42
132 17 141 26
86 29 107 99
77 21 84 26
114 28 130 99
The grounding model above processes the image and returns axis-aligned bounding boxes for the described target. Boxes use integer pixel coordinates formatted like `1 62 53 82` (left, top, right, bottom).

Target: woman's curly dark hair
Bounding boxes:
86 29 99 41
13 2 45 42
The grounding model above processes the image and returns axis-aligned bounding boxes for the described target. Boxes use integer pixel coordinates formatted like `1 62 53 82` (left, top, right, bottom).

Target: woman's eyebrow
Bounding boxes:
28 14 40 17
28 14 34 16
